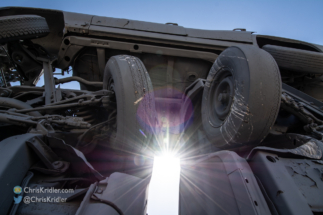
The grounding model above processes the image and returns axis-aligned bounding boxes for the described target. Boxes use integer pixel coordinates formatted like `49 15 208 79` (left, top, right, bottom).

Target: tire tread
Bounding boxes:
263 45 323 74
0 15 49 43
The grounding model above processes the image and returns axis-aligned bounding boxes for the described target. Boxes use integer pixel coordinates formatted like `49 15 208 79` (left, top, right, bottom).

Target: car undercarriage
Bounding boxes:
1 6 323 215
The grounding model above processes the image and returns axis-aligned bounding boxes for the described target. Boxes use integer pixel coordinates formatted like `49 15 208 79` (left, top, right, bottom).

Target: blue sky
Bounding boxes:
1 0 323 45
2 1 322 215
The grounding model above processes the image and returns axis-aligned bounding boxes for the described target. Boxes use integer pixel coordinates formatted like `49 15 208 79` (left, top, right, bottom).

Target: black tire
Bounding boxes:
103 55 157 154
202 45 281 148
0 15 49 43
263 45 323 74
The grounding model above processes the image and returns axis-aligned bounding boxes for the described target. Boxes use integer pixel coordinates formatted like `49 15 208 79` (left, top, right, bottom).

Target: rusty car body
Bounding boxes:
1 6 323 215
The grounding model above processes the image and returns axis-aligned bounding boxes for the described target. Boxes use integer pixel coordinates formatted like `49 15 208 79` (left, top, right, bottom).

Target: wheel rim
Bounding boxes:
213 76 234 120
208 69 234 127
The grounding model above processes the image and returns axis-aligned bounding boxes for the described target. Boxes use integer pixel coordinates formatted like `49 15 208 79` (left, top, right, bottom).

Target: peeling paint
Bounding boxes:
285 163 318 188
314 168 323 181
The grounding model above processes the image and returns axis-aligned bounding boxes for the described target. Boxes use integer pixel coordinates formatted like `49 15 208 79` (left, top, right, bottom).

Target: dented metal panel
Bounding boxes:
284 158 323 212
249 151 323 213
249 151 314 215
180 151 271 215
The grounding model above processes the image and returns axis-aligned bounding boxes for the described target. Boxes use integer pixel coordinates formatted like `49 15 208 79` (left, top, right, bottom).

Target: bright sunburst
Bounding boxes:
147 151 180 215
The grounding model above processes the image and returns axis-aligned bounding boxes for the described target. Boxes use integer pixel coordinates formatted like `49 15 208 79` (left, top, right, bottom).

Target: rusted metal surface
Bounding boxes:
1 6 323 215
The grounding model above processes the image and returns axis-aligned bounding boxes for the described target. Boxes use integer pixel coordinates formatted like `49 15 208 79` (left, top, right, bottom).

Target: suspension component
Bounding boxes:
281 92 321 124
75 106 97 124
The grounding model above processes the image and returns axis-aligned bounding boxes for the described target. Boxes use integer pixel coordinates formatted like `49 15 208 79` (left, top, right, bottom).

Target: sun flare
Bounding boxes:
147 152 180 215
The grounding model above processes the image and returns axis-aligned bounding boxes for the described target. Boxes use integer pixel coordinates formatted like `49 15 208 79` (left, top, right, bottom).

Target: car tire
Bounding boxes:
0 15 49 43
103 55 158 154
202 45 282 148
263 45 323 74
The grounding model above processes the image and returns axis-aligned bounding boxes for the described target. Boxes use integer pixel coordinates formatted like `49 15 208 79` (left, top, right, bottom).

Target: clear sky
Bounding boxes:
2 1 323 215
1 0 322 45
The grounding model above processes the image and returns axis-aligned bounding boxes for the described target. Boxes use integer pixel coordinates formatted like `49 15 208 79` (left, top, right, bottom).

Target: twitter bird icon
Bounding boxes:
14 196 22 204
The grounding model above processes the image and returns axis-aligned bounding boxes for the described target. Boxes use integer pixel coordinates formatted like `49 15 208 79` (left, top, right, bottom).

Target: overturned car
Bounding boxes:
1 6 323 215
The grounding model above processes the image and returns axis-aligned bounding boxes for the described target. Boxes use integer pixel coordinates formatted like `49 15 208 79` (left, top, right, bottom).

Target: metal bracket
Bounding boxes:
18 43 59 104
26 136 68 171
282 83 323 111
282 83 323 120
43 60 57 104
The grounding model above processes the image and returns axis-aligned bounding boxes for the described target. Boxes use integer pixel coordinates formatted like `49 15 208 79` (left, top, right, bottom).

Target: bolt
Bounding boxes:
218 93 223 102
218 93 229 104
52 161 63 169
